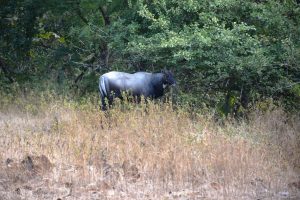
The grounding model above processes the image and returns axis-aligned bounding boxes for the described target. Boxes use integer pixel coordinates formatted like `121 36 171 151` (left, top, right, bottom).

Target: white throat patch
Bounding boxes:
163 84 167 89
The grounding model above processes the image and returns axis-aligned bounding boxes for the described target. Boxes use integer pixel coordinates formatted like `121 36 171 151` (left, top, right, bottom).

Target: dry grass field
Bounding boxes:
0 92 299 199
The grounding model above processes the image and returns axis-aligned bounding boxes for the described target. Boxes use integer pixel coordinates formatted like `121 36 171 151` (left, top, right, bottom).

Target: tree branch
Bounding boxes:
76 1 89 24
99 5 110 26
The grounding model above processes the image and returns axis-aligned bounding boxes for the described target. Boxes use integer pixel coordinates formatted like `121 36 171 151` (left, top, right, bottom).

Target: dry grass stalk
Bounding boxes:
0 94 299 199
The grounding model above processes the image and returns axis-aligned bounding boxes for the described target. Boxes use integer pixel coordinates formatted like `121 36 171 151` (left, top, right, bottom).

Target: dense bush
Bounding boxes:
0 0 299 115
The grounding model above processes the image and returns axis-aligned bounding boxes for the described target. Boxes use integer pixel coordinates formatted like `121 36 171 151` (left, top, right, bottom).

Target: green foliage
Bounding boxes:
110 0 300 114
0 0 299 115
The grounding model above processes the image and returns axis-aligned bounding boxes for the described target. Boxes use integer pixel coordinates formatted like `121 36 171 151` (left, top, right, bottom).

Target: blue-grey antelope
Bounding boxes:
99 70 176 110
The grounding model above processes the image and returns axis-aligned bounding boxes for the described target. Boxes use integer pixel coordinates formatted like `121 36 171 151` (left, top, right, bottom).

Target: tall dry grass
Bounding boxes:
0 92 299 199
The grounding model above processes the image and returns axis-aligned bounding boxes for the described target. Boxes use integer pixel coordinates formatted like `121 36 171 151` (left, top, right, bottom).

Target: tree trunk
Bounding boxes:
0 57 15 83
99 5 110 70
99 6 110 26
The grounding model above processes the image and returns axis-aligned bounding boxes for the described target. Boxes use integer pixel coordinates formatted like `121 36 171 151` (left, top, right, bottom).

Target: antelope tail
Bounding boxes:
99 76 108 97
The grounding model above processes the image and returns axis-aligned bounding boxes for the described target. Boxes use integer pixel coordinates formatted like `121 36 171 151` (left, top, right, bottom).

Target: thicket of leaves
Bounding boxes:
0 0 299 115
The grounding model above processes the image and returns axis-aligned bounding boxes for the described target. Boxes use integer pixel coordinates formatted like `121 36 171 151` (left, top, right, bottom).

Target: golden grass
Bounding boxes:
0 93 299 199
